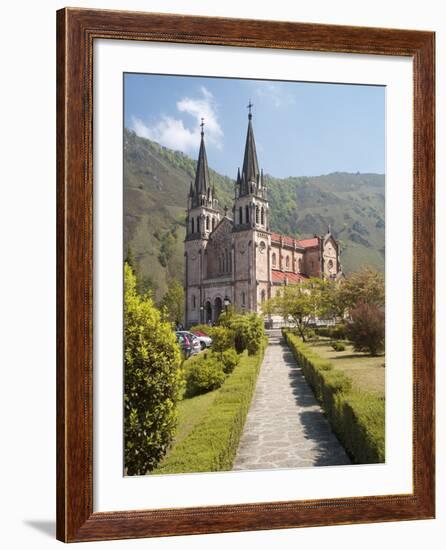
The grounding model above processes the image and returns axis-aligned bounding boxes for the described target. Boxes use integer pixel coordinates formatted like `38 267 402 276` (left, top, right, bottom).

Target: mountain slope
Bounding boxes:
124 129 385 300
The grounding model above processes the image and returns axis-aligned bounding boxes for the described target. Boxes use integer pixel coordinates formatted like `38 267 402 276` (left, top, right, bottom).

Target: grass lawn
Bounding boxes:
165 389 219 453
306 339 385 396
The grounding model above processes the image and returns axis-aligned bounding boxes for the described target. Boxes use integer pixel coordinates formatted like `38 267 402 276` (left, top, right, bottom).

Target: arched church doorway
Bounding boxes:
214 297 223 322
205 301 212 324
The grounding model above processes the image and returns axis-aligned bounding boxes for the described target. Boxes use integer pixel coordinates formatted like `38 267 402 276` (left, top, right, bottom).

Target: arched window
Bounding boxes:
286 256 290 268
298 258 302 272
228 250 232 272
197 217 200 233
255 205 259 224
191 218 194 233
218 255 222 273
192 295 196 309
261 289 266 303
242 291 246 305
212 217 216 231
239 206 243 224
261 207 265 225
245 205 249 224
206 216 210 230
272 252 276 267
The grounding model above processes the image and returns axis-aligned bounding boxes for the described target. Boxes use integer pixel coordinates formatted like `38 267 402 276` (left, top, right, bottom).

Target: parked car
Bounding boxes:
191 330 213 350
176 331 201 355
175 332 192 358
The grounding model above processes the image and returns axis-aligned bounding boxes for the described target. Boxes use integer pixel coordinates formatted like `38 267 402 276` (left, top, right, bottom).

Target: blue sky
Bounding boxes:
124 73 385 178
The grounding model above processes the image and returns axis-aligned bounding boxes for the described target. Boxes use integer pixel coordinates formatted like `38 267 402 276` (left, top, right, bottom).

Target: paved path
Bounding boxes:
233 330 350 470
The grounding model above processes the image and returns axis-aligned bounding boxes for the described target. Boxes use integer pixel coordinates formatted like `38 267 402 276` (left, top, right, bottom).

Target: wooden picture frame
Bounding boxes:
56 7 435 542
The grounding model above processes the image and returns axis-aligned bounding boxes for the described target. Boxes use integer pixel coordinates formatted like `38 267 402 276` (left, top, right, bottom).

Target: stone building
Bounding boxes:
184 107 342 326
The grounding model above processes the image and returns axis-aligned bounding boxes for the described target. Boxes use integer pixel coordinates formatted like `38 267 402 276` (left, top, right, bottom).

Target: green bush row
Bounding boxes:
315 325 347 340
284 331 385 464
155 339 266 474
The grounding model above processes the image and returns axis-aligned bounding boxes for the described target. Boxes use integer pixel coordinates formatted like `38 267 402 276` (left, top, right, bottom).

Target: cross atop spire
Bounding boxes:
191 120 210 204
247 99 254 120
239 102 260 195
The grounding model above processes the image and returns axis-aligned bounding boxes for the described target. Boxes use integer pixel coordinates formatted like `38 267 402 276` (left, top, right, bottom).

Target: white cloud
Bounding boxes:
130 87 223 153
255 83 295 108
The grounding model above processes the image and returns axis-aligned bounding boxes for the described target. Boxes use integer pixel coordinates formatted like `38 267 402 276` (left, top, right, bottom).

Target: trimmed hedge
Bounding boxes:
315 325 347 340
284 331 385 464
155 339 267 474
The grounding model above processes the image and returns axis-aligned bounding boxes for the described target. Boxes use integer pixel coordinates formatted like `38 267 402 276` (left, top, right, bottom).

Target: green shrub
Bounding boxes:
284 331 384 464
315 325 347 340
185 358 226 397
230 315 251 353
156 339 267 474
227 313 265 355
305 328 317 340
331 341 346 352
124 264 183 476
210 326 234 355
246 314 264 355
221 348 240 374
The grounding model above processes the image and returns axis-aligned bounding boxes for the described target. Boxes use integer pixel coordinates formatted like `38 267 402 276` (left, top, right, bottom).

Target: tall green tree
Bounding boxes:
124 263 183 475
265 278 330 341
329 267 385 319
160 279 185 326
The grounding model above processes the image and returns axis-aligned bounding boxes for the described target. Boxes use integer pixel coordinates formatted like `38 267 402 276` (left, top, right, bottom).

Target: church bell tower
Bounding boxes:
232 103 271 313
186 119 221 240
184 120 221 326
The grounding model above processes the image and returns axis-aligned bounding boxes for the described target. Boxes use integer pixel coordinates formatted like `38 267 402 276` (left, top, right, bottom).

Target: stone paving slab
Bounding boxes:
233 330 350 470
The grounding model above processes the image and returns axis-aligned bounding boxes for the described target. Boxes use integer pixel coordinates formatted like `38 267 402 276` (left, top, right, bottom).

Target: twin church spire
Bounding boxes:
188 103 268 236
237 100 263 197
189 118 214 209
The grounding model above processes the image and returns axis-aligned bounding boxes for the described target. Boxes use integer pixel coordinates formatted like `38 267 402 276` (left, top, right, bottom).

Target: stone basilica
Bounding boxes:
184 106 342 326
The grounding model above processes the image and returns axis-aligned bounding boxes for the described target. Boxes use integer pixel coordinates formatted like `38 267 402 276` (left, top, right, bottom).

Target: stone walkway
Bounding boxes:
233 330 350 470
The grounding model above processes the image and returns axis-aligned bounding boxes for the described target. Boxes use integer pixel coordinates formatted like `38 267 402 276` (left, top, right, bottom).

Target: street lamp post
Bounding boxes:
200 304 204 324
224 296 230 313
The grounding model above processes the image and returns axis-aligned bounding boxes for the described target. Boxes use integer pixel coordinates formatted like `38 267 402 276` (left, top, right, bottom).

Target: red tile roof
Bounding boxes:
272 270 308 284
270 232 320 249
295 237 320 248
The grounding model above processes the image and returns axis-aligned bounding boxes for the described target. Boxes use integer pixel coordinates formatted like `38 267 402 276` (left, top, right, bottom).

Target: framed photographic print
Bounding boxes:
56 8 435 542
